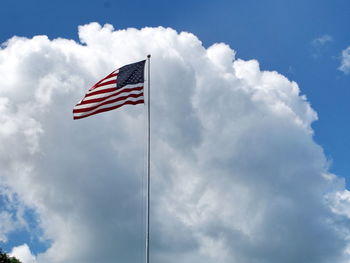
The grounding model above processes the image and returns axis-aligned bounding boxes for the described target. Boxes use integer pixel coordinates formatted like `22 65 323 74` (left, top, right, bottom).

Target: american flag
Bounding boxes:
73 60 146 120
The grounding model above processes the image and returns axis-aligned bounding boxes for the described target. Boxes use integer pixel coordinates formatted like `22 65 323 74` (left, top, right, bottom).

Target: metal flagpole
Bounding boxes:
146 54 151 263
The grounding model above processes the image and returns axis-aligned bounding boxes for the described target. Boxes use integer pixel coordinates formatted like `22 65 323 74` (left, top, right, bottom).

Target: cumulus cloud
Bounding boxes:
10 244 36 263
339 46 350 74
0 23 350 263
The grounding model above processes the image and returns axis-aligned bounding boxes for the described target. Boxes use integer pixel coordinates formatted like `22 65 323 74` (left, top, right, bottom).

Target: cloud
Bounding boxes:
310 34 333 58
0 23 350 263
0 186 29 242
339 46 350 74
0 211 17 242
312 34 333 46
10 244 36 263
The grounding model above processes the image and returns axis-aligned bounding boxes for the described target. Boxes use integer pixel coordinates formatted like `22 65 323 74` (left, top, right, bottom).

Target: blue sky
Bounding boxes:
1 0 350 262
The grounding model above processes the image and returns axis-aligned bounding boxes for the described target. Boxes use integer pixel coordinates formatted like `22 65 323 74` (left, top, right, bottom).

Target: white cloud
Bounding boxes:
310 34 333 58
0 186 29 242
339 46 350 74
312 34 333 46
0 211 17 242
10 244 36 263
0 22 350 263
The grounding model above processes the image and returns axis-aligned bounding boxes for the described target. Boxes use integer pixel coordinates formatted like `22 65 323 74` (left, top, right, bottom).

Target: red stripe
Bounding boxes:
85 87 118 98
89 72 118 90
96 72 117 84
78 86 144 105
73 100 144 119
95 79 116 88
73 92 144 113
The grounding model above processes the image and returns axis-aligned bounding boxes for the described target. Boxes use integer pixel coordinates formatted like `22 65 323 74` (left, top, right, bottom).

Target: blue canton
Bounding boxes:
117 60 146 89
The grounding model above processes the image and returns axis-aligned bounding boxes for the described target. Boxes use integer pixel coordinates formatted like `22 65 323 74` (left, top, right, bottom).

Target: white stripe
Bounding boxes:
100 75 116 84
78 84 144 105
84 88 117 101
73 96 144 117
86 69 117 94
87 79 117 94
86 82 143 96
74 89 144 110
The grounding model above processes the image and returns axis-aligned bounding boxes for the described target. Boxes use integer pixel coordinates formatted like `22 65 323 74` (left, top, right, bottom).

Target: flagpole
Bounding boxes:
146 54 151 263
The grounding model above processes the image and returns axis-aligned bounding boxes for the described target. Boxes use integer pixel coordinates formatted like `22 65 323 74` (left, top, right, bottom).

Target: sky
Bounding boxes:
0 0 350 263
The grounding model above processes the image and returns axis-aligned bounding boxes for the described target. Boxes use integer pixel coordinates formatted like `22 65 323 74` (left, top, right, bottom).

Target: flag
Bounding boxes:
73 60 146 120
